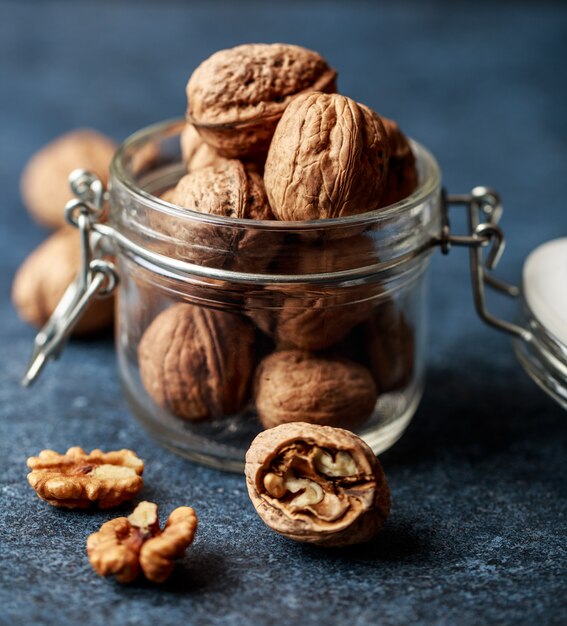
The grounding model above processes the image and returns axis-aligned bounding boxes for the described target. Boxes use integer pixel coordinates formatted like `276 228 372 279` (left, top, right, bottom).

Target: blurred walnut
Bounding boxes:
264 93 389 220
138 303 255 421
20 129 116 229
180 123 225 171
87 501 198 583
254 350 377 430
153 159 276 272
26 447 144 509
340 301 415 394
245 423 390 547
249 235 377 350
378 117 418 207
186 43 336 159
11 228 114 335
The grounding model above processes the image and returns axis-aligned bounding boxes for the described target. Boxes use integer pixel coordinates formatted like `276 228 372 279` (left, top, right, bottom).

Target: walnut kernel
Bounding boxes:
26 447 144 509
87 501 198 583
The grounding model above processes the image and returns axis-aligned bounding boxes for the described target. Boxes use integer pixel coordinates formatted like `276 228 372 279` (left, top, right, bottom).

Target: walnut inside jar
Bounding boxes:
138 303 256 421
152 159 277 273
254 350 377 431
245 423 390 547
186 43 337 159
264 92 390 220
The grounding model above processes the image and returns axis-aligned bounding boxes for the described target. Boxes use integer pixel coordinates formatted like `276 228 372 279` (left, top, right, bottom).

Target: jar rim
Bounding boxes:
110 117 441 230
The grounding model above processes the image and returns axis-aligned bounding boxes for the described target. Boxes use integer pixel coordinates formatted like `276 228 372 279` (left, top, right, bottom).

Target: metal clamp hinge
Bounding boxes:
22 170 119 387
438 186 532 343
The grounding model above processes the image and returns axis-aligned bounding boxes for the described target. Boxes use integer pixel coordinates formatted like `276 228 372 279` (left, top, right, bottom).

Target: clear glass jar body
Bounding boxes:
109 120 442 471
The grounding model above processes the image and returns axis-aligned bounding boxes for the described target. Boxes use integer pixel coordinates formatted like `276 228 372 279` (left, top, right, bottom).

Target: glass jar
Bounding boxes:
105 119 441 471
23 119 566 471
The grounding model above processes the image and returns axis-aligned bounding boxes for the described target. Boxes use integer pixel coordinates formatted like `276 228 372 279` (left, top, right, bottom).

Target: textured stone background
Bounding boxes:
0 1 566 625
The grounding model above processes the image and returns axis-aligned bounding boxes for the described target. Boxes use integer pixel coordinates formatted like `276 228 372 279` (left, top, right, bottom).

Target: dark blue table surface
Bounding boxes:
1 2 566 625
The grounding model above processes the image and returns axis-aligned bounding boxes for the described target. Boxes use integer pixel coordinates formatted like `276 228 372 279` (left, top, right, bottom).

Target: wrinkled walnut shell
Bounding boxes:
12 228 114 335
340 301 415 393
264 93 389 220
138 303 255 421
254 350 377 430
87 501 198 583
26 447 144 509
155 159 276 272
378 117 418 207
187 43 337 158
20 129 116 229
245 423 390 547
180 123 225 171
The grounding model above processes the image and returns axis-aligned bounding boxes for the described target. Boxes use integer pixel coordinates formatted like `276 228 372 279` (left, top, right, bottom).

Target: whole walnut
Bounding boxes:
339 300 415 394
378 117 418 207
153 159 277 272
138 303 255 421
254 350 377 430
249 235 377 350
186 43 337 159
11 228 114 335
245 422 391 547
20 129 116 229
180 123 225 171
264 93 390 220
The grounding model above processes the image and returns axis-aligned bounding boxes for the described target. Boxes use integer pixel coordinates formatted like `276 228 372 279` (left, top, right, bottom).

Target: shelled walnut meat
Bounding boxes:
20 129 116 229
254 350 377 430
156 159 276 271
245 423 390 547
11 228 114 335
264 92 390 220
26 447 144 509
186 43 337 159
87 501 198 583
138 303 255 421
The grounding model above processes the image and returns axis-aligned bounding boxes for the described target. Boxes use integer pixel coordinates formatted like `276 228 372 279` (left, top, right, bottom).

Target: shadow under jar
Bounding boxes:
109 119 442 471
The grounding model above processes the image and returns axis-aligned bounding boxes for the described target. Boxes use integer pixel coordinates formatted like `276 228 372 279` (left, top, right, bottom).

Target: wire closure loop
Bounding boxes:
439 187 531 342
22 170 119 387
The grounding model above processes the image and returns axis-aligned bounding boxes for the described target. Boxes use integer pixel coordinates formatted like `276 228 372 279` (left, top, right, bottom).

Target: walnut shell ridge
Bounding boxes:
12 228 114 336
20 129 116 229
138 303 255 421
186 43 337 158
254 350 377 430
264 92 390 220
245 423 390 547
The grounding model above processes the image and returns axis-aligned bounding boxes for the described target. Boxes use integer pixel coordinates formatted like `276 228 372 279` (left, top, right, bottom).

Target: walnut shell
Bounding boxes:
245 422 390 547
180 123 225 171
249 236 376 350
264 93 390 220
186 43 337 158
254 350 377 430
11 228 114 335
378 117 418 207
138 303 255 421
153 159 277 272
20 129 116 229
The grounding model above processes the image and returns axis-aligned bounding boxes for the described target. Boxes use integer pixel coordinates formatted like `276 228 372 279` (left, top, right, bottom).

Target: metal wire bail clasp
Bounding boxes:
22 170 119 387
439 186 532 343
